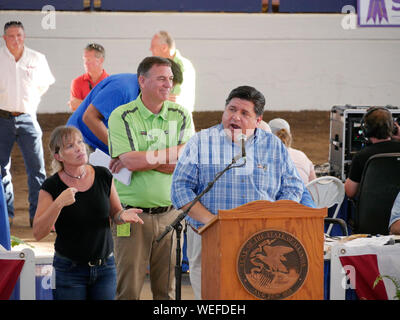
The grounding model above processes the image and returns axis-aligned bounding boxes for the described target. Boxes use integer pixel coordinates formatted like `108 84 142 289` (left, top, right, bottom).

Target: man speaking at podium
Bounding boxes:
171 86 304 299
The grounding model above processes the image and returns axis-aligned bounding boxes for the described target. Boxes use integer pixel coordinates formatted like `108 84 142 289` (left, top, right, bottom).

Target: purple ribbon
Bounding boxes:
367 0 389 23
393 0 400 11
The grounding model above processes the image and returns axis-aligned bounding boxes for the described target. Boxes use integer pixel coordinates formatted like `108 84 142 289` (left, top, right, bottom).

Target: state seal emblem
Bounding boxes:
237 229 308 300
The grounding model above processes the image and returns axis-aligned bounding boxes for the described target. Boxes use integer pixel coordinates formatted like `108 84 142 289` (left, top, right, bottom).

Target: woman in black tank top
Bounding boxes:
32 126 143 300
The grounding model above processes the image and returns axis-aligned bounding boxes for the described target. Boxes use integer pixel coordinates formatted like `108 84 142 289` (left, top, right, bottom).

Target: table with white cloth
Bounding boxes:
2 236 400 300
324 235 400 300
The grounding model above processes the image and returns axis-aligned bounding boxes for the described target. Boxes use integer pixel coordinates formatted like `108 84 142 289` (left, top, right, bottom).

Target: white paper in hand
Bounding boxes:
89 149 132 186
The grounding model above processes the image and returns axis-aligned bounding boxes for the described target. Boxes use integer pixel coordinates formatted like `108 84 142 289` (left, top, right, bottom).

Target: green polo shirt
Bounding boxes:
108 94 193 207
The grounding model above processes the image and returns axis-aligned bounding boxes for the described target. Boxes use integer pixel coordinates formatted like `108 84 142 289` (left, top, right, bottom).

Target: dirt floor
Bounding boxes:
9 110 330 241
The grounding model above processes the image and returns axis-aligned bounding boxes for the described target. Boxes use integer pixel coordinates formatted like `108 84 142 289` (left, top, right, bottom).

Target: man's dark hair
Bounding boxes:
137 56 172 77
4 21 24 34
363 107 394 139
225 86 266 117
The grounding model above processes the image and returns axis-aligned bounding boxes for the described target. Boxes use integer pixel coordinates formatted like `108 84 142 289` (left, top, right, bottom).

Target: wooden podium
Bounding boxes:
198 200 326 300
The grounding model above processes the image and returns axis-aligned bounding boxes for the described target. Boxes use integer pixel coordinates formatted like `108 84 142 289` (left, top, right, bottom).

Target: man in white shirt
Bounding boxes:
150 30 196 115
0 21 55 227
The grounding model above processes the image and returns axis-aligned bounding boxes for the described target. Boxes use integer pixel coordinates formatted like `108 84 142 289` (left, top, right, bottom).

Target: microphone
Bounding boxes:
239 133 246 159
233 133 247 162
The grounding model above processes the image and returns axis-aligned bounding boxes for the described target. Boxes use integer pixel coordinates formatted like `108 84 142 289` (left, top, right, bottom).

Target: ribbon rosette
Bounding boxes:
367 0 389 23
393 0 400 11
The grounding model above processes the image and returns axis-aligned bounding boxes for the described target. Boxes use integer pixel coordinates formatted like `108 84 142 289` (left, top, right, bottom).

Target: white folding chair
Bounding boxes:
306 176 345 236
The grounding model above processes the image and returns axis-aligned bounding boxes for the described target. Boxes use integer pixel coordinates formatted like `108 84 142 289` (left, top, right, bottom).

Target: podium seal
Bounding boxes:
237 229 308 300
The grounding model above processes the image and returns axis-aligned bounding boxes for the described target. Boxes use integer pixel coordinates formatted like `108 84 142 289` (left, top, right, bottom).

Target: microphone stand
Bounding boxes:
156 154 246 300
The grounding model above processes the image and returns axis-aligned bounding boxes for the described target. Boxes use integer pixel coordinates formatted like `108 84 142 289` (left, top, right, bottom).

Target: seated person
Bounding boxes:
389 191 400 235
345 107 400 198
268 118 316 184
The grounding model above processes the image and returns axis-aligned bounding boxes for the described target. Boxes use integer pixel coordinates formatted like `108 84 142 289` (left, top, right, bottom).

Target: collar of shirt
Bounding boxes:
82 72 91 82
82 69 107 83
2 45 16 60
2 45 27 63
136 93 169 121
173 49 182 60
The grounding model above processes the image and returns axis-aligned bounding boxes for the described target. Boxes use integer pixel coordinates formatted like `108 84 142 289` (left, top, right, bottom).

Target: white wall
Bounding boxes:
1 11 399 113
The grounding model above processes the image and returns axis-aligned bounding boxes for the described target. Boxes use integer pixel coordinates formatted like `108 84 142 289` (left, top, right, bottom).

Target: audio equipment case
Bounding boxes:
329 105 400 181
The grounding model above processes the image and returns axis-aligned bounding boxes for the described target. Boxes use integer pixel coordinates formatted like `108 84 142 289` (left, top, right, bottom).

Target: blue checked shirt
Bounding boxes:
171 124 304 229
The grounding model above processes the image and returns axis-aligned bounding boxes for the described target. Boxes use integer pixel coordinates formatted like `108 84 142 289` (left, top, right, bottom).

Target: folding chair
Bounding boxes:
306 176 346 236
352 153 400 235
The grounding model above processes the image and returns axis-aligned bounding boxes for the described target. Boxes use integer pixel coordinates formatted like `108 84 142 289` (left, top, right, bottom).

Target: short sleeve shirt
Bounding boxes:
66 73 140 154
108 94 194 207
0 45 55 114
41 166 113 262
70 69 109 102
349 140 400 183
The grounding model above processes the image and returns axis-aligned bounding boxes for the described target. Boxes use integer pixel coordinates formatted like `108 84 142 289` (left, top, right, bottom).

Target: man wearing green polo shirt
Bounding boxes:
108 56 193 300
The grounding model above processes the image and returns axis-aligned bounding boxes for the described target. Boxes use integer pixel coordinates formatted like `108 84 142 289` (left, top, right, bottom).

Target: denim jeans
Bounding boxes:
52 253 117 300
0 113 46 219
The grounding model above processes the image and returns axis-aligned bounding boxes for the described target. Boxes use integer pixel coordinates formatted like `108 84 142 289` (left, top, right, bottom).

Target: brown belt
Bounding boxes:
0 109 25 118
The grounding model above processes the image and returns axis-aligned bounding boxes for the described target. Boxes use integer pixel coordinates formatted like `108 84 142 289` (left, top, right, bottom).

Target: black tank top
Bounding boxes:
41 166 113 262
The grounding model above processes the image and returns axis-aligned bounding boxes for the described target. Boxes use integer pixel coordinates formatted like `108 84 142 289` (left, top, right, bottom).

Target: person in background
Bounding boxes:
150 30 196 114
68 43 109 112
171 85 304 299
344 107 400 198
66 59 183 156
389 191 400 235
108 56 193 300
33 126 143 300
267 118 316 185
0 21 55 227
258 120 272 133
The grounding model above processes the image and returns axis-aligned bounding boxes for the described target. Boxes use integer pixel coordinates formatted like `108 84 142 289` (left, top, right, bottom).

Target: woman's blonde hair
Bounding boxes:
275 128 292 148
49 126 84 174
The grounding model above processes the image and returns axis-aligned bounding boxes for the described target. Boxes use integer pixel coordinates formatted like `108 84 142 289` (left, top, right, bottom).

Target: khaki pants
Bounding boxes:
112 208 181 300
186 226 202 300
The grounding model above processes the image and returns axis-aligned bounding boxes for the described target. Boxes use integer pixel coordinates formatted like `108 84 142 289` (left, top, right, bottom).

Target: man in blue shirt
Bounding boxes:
171 85 304 299
67 60 183 156
66 73 140 155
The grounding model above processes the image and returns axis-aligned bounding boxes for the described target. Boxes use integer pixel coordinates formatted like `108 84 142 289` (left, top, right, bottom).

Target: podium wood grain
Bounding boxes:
199 200 326 300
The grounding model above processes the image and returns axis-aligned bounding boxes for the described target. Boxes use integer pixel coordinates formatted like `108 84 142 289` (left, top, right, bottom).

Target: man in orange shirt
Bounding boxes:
68 43 109 111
